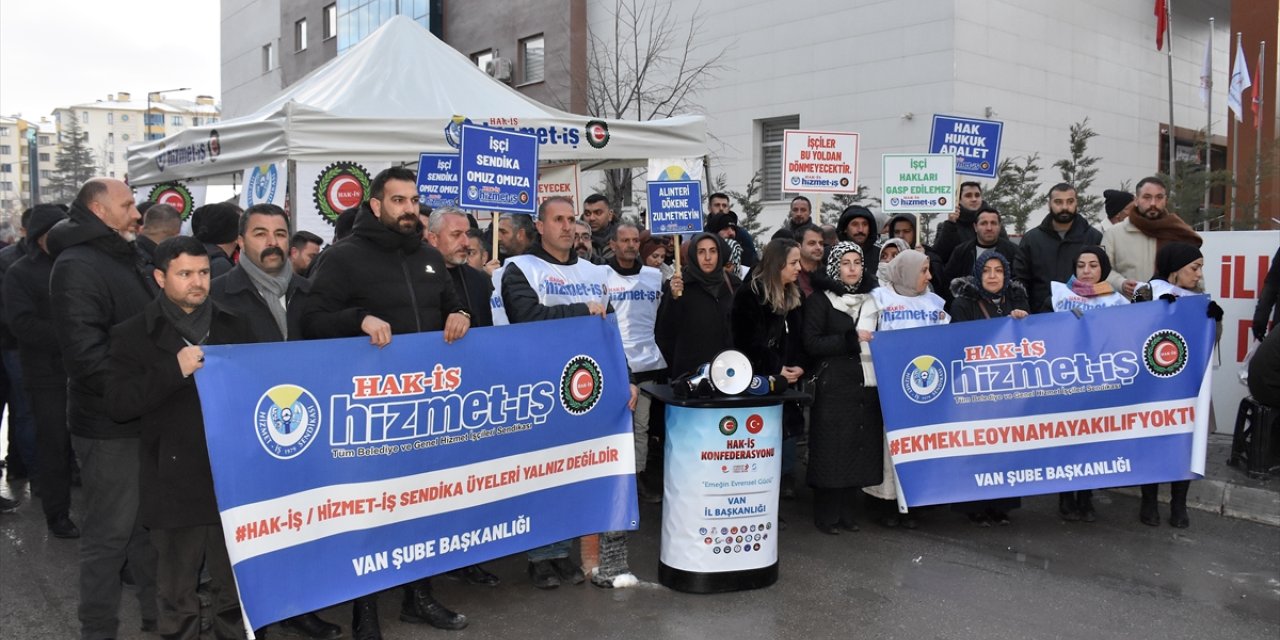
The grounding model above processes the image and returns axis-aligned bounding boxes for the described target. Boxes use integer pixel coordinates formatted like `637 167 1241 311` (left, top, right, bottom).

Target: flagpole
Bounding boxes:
1231 32 1241 226
1256 41 1267 218
1166 0 1177 187
1205 18 1213 222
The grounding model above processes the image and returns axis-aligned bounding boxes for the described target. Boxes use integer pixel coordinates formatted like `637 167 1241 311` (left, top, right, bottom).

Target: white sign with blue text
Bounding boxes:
459 125 539 214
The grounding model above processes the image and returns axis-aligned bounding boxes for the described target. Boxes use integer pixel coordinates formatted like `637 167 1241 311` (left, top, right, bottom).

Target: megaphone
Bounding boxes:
675 350 754 397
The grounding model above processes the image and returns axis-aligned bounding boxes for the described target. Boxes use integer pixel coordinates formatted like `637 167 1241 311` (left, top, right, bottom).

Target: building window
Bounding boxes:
121 114 129 122
263 43 275 72
0 145 10 155
520 35 544 85
0 127 8 136
38 135 49 145
107 132 114 144
0 164 10 173
39 170 51 179
0 182 13 191
759 115 800 201
38 153 49 161
107 112 114 124
472 49 494 72
171 115 183 126
108 152 115 163
81 111 89 123
325 3 337 39
296 18 308 51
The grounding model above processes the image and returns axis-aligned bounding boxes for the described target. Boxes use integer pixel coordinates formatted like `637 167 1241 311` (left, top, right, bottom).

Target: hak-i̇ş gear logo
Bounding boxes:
254 384 322 460
146 182 195 220
313 162 371 225
584 120 610 149
1143 330 1188 378
560 356 603 415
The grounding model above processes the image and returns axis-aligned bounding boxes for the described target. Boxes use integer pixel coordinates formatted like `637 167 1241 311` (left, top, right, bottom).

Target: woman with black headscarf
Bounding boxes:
802 242 881 534
948 250 1030 526
655 233 736 379
1047 245 1129 313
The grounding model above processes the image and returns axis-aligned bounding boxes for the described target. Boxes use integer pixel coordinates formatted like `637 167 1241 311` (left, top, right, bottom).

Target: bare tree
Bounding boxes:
582 0 728 207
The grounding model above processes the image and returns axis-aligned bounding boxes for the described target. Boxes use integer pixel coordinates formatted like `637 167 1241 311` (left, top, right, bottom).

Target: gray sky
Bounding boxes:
0 0 221 120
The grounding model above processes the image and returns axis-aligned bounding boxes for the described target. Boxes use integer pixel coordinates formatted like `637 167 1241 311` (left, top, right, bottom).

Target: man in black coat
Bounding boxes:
210 204 312 343
835 205 881 267
942 205 1018 290
2 205 79 538
48 177 160 639
302 166 470 639
0 206 36 482
105 237 253 640
191 202 241 278
1013 183 1103 311
933 180 985 263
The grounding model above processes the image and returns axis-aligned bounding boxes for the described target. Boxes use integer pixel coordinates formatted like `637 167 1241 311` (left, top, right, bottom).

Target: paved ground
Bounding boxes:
2 465 1277 640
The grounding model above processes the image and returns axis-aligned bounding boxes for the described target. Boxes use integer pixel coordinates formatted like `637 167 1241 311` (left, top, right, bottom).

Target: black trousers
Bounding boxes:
813 487 861 527
27 383 71 520
151 525 243 640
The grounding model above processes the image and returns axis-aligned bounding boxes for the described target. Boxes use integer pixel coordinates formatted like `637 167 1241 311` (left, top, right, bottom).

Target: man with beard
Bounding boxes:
943 205 1017 287
105 237 255 640
303 166 471 639
794 223 827 297
785 195 814 235
583 193 618 261
49 178 160 640
573 220 599 263
1101 177 1202 298
934 181 984 262
835 205 881 267
289 230 324 277
425 207 497 364
705 192 758 267
1013 183 1102 310
497 212 535 261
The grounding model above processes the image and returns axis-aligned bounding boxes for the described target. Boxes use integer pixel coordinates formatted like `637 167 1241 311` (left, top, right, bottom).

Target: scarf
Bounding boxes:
158 295 212 346
683 233 729 297
885 249 928 296
973 249 1011 306
238 254 294 339
1124 204 1202 251
1067 276 1116 298
825 241 865 294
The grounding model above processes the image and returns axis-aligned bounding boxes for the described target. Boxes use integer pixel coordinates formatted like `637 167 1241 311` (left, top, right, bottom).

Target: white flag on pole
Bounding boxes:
1199 36 1212 106
1227 39 1252 121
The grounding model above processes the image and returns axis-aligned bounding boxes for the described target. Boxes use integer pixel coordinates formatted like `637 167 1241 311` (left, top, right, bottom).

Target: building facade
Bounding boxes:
0 116 58 228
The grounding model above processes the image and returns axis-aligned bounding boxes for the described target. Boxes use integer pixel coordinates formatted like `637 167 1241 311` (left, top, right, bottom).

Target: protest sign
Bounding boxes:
781 130 860 193
1200 231 1279 421
536 162 581 208
416 153 461 209
881 154 956 214
194 317 637 629
929 115 1003 179
646 180 703 235
459 125 538 214
870 297 1215 507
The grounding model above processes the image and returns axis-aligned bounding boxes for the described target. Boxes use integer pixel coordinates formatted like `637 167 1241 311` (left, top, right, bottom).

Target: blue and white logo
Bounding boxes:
901 355 946 404
247 164 279 205
254 384 321 460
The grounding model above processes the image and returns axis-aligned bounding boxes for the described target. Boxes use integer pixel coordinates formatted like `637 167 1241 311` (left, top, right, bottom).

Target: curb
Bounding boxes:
1107 479 1280 527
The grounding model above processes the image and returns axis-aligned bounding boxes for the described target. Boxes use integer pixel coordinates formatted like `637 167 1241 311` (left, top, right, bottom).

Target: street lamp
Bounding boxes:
146 87 190 141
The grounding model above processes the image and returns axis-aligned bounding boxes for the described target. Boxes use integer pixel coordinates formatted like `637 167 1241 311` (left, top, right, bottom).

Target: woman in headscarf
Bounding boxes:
876 238 910 289
724 238 750 284
641 234 673 282
1046 245 1128 313
1133 242 1222 529
948 250 1029 526
655 233 735 379
802 242 880 534
865 249 950 528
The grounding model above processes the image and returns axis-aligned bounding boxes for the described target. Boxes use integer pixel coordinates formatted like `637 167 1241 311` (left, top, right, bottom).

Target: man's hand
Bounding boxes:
857 329 874 342
780 365 804 384
586 301 608 318
949 205 960 222
482 259 500 276
177 345 204 378
628 384 639 411
1122 279 1138 298
443 312 471 344
361 315 393 348
669 273 684 298
1010 309 1029 320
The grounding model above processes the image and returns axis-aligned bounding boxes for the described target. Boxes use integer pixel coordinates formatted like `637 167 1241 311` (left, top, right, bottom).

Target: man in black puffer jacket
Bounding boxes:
48 178 159 640
836 205 881 268
1013 183 1103 311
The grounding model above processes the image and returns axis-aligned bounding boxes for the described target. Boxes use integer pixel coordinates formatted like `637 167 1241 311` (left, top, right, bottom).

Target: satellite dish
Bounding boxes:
709 350 753 395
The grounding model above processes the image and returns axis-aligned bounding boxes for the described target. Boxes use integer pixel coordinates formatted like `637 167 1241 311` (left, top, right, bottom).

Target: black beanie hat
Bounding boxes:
191 202 242 244
25 204 67 247
1103 190 1134 221
1074 245 1112 281
1153 242 1203 280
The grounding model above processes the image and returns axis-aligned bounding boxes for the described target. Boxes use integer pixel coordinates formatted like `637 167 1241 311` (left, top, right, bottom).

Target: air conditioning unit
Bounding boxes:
486 57 513 83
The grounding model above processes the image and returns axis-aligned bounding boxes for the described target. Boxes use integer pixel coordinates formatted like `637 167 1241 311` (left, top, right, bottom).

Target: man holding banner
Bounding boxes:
302 166 470 636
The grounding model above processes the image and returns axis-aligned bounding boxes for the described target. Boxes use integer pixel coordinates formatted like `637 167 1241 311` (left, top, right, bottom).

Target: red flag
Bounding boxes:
1154 0 1168 50
1251 63 1261 128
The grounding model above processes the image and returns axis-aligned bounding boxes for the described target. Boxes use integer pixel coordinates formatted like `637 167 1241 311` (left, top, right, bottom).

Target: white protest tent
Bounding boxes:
125 15 707 186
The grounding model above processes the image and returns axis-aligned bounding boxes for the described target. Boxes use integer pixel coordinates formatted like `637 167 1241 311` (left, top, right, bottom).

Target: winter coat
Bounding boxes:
302 206 464 339
2 249 65 387
949 276 1031 322
204 243 235 279
0 241 28 349
655 270 735 378
448 263 494 328
836 207 881 267
48 202 158 439
801 283 883 488
499 243 611 324
730 280 805 378
1099 217 1159 291
942 237 1020 292
932 208 978 264
210 265 312 343
1012 213 1102 312
105 299 256 529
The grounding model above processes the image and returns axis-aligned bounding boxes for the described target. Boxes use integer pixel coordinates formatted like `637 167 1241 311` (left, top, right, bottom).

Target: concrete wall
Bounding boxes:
222 0 284 119
281 0 340 87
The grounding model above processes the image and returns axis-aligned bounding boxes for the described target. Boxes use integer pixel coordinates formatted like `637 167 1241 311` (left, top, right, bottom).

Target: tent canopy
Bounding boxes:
126 16 706 185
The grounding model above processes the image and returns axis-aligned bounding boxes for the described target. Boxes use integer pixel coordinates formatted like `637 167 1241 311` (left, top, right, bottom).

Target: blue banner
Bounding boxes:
415 152 460 209
870 297 1215 507
459 125 539 214
194 317 637 630
646 179 703 235
929 115 1003 179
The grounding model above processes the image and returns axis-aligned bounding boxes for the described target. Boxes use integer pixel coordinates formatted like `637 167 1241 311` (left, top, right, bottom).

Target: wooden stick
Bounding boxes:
672 235 682 298
492 211 501 261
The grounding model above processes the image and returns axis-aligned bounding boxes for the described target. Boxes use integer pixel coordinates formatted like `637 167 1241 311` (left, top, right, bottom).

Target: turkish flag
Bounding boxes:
1251 63 1261 128
1155 0 1169 51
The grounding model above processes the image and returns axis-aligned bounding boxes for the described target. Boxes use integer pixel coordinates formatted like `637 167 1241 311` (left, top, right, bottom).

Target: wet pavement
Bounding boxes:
2 466 1278 640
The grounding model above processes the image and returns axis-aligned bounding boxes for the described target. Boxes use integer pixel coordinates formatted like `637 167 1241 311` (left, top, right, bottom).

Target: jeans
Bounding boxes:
527 539 572 562
72 435 159 640
28 383 71 520
632 388 653 473
151 525 242 640
2 350 36 476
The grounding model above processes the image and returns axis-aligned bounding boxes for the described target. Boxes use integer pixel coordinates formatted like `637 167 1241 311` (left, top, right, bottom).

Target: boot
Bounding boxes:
352 596 382 640
1058 493 1080 521
1077 490 1096 523
1139 484 1160 526
400 579 468 630
1169 481 1190 528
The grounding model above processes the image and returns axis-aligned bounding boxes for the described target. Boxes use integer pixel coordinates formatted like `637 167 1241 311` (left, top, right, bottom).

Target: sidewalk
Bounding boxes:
1108 433 1280 526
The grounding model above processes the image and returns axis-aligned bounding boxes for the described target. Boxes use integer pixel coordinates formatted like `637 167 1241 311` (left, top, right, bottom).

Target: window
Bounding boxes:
473 49 494 72
520 35 544 84
759 115 800 201
121 134 129 142
295 18 308 51
81 111 89 123
121 114 129 122
0 182 13 191
0 145 10 155
107 132 114 144
324 4 337 39
171 115 183 126
0 164 10 173
108 152 115 163
107 112 114 124
145 113 164 126
263 43 275 72
37 135 49 145
0 127 8 136
38 153 49 162
39 170 51 179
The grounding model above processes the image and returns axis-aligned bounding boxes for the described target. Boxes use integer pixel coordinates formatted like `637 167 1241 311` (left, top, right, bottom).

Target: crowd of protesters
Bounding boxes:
0 168 1273 640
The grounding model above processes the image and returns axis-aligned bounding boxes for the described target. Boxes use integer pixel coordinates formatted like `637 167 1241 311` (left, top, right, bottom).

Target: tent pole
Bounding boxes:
287 160 298 235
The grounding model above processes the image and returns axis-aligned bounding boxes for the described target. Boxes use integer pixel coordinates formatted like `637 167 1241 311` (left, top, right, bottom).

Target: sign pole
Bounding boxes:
492 212 501 261
673 235 682 298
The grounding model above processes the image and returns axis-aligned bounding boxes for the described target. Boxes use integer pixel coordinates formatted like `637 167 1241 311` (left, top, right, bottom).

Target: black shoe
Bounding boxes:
278 612 342 640
1077 495 1097 523
838 519 860 532
447 564 500 587
1169 505 1190 529
967 513 991 528
47 514 80 538
814 521 840 535
880 515 900 528
988 510 1011 526
1139 500 1160 527
0 496 17 513
549 557 585 585
901 514 920 530
399 585 468 630
352 598 381 640
528 560 560 589
1059 494 1080 521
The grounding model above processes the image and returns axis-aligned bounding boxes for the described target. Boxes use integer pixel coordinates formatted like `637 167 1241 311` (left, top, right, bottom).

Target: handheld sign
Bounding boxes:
781 130 860 193
459 125 539 214
929 115 1003 179
416 153 461 209
882 154 957 214
646 180 703 235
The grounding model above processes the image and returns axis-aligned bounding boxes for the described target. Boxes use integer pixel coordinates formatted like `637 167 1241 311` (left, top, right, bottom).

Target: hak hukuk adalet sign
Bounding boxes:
929 114 1003 179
